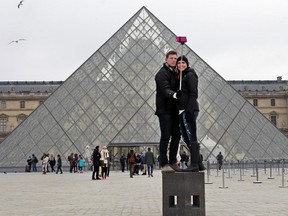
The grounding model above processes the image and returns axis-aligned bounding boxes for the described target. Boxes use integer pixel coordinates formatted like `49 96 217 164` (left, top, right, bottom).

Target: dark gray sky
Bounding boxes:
1 0 288 81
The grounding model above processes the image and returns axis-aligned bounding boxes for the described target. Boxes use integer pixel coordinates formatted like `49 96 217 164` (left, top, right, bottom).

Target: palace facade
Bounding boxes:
0 77 287 143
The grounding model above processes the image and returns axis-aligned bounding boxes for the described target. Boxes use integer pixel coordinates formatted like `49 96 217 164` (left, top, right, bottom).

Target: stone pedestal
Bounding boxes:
162 171 205 216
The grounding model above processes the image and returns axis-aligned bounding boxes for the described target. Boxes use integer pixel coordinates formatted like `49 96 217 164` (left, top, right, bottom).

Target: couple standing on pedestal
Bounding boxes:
155 50 205 172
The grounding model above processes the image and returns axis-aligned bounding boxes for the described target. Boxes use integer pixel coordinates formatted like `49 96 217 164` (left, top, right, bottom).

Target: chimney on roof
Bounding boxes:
277 76 282 81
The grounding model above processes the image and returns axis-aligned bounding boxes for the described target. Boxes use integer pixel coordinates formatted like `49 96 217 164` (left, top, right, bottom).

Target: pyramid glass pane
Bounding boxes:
1 7 288 169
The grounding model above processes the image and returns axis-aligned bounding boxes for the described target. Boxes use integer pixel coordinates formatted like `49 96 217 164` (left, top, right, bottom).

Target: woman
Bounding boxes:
176 55 205 172
100 146 109 179
56 154 63 174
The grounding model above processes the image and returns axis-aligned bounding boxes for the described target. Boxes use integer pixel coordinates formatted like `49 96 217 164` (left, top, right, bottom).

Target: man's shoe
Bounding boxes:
161 164 175 173
151 174 153 177
162 164 182 172
169 163 182 172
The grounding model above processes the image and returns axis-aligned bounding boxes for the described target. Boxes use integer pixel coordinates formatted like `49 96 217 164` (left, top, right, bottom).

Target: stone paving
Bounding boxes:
1 168 288 216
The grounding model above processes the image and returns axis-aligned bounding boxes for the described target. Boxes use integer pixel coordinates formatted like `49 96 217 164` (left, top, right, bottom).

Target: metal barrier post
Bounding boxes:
219 163 228 189
253 160 262 184
264 160 267 174
251 160 256 177
238 161 244 182
232 160 236 175
227 160 232 179
205 160 213 184
277 160 281 176
268 160 275 179
278 159 288 188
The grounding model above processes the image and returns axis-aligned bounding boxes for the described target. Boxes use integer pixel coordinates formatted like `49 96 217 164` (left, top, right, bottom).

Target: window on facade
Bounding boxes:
253 99 258 106
270 116 277 126
20 101 25 109
0 117 7 132
0 101 6 109
18 115 26 123
271 99 275 106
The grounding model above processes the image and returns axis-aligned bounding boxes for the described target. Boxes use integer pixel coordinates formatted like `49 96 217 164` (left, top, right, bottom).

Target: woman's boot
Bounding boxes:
182 142 199 172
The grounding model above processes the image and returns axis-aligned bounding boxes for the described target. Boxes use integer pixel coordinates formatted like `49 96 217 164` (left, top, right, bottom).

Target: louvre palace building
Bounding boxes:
0 7 288 170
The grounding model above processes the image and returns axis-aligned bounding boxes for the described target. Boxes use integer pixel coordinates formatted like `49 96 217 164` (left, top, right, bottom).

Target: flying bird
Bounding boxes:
8 39 26 45
18 0 24 8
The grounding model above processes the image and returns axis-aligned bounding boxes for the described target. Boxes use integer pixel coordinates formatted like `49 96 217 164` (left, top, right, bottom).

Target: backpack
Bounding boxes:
129 154 135 163
34 157 38 163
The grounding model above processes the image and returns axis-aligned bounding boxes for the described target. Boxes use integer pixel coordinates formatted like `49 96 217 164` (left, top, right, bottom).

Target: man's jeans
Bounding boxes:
158 113 181 166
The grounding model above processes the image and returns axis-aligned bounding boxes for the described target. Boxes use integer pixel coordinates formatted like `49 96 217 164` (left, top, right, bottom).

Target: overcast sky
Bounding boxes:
1 0 288 81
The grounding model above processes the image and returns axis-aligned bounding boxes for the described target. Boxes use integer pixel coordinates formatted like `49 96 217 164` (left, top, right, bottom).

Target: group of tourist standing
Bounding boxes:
67 153 86 173
26 153 63 174
91 146 110 180
125 148 155 178
40 153 63 174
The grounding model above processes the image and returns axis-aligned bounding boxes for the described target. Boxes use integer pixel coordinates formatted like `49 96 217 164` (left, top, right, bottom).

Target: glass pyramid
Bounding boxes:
1 7 287 168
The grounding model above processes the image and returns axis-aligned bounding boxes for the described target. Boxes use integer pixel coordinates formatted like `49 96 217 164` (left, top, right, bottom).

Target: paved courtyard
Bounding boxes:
1 168 288 216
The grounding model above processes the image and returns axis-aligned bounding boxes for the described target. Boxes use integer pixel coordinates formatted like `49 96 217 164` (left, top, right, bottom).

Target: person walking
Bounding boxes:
145 148 155 177
180 151 189 169
92 146 101 180
120 153 126 172
41 153 49 174
49 154 56 172
31 154 38 172
78 155 85 173
141 152 147 175
26 156 33 172
68 153 74 173
55 154 63 174
155 50 182 172
127 149 136 178
176 55 205 172
100 146 109 179
216 152 223 170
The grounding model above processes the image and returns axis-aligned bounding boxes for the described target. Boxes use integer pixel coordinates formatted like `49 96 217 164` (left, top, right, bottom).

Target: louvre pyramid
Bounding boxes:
1 6 288 168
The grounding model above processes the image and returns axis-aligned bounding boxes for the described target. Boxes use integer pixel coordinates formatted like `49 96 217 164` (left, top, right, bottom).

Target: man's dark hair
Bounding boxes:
165 50 177 59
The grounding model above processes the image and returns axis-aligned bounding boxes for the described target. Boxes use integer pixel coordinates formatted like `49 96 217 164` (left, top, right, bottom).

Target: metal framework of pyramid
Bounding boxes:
1 7 288 168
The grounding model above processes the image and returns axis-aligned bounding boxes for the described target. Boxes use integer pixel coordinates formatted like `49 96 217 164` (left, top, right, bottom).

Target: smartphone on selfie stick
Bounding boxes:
176 36 187 90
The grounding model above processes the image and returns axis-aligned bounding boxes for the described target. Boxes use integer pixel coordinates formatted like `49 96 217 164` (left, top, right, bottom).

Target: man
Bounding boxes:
216 152 223 170
145 147 155 177
180 151 189 169
31 154 38 172
120 153 126 172
155 50 182 172
127 149 136 178
92 146 101 180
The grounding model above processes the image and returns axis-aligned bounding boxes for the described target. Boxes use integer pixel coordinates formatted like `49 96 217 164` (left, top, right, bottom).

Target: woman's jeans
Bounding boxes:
179 111 199 145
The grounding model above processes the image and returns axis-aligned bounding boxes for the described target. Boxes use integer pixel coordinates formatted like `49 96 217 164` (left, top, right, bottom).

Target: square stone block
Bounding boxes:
162 172 205 216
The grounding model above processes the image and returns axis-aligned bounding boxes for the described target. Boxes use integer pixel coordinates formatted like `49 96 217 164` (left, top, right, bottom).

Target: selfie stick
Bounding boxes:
176 36 187 90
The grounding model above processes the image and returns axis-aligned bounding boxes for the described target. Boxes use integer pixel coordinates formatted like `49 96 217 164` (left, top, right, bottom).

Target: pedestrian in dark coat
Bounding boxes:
56 155 63 174
155 50 181 172
145 148 155 177
92 146 101 180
